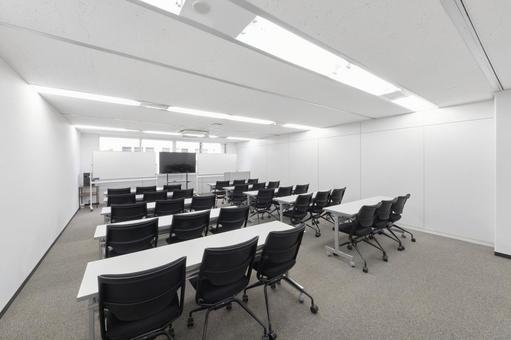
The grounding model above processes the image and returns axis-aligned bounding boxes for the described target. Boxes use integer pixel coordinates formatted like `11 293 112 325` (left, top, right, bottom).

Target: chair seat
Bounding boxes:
338 222 373 237
389 214 401 223
253 258 294 280
308 206 324 214
106 297 179 340
190 277 249 304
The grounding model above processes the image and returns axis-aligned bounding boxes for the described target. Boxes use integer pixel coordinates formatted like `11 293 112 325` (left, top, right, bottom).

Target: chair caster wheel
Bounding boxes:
397 245 405 251
310 305 319 314
363 267 368 273
226 302 232 310
350 261 355 267
270 283 276 289
315 232 321 237
169 327 175 337
401 234 406 238
383 255 388 262
411 238 416 242
242 294 249 302
347 245 353 250
187 317 194 328
269 331 278 340
298 293 305 303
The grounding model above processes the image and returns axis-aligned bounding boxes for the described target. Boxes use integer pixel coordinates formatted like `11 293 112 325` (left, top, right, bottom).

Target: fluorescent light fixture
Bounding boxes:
73 125 138 132
138 0 186 15
282 123 320 131
183 133 206 138
391 95 438 112
142 130 182 136
208 135 219 138
227 136 255 141
30 85 141 106
167 106 275 125
237 16 399 96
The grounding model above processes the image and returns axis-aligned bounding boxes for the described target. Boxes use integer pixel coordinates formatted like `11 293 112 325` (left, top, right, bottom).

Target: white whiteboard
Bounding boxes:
197 153 237 175
93 151 156 179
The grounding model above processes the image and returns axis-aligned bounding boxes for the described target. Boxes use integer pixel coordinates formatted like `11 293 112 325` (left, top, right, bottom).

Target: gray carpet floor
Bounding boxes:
1 208 511 340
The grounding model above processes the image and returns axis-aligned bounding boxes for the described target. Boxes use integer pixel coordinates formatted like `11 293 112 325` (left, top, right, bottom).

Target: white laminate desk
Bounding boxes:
103 191 174 203
100 198 193 215
273 192 316 221
103 187 164 196
323 196 392 266
94 208 223 257
77 221 293 340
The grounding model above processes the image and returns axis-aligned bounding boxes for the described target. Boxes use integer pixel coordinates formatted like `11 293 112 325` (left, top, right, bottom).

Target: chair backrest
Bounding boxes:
135 186 157 194
110 202 147 223
215 181 230 190
233 179 246 185
374 199 396 225
257 225 305 280
356 203 382 228
267 181 280 189
231 184 249 202
293 184 309 195
191 195 216 211
247 178 258 184
107 187 131 196
172 188 194 199
233 184 249 193
255 188 275 209
215 206 249 233
169 210 210 242
329 188 346 206
105 218 158 258
195 237 258 304
276 186 293 197
163 184 182 192
252 182 266 190
143 191 168 202
107 193 136 207
98 257 186 340
289 194 312 222
391 194 411 216
154 198 185 216
312 191 330 209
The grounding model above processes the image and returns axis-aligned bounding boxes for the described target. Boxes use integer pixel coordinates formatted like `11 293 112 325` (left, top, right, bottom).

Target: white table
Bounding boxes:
274 192 316 222
103 191 174 203
94 208 223 257
100 198 193 222
77 221 294 340
324 196 392 266
103 187 164 196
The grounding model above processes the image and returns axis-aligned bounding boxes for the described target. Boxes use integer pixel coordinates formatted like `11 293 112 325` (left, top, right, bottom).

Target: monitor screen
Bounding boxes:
159 152 196 174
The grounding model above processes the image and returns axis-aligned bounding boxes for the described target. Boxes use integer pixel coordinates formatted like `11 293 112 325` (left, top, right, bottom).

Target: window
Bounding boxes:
141 139 174 153
175 141 200 153
201 142 223 154
99 137 139 152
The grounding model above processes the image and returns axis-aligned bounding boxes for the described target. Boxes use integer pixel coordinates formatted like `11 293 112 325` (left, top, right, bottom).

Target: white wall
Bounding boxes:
237 100 495 245
0 58 80 311
495 90 511 255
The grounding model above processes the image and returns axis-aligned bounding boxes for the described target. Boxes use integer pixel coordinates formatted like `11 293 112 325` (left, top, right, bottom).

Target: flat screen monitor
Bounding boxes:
159 152 196 174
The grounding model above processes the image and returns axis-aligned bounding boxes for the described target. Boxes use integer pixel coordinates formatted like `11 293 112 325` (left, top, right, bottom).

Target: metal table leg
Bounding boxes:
88 297 98 340
325 214 355 267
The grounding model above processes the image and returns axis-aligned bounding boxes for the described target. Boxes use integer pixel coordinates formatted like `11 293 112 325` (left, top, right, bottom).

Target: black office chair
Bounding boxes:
372 198 405 251
98 257 186 340
247 178 259 184
143 191 168 202
210 206 249 234
107 187 131 196
250 189 276 223
172 188 194 199
105 218 158 258
293 184 309 195
306 191 330 237
229 184 249 206
252 182 266 190
187 237 271 340
266 181 280 189
242 225 318 338
389 194 415 242
164 184 182 192
233 179 246 185
107 193 136 207
338 203 385 273
135 186 157 194
191 195 216 211
269 186 293 216
167 210 210 244
212 180 229 201
321 187 346 224
283 194 312 227
154 198 185 217
110 202 147 223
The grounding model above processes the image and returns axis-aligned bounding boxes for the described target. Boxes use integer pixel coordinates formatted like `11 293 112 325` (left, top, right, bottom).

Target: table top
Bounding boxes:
103 191 174 202
103 187 165 196
323 196 393 217
223 184 254 191
77 221 293 301
273 192 316 204
100 198 193 215
94 208 222 239
243 188 279 197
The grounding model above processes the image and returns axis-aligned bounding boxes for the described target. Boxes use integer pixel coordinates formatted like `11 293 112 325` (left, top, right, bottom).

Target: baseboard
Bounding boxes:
397 224 494 248
0 207 80 319
494 252 511 259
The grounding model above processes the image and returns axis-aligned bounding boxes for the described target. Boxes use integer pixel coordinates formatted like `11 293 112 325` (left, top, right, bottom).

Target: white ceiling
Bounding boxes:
0 0 506 139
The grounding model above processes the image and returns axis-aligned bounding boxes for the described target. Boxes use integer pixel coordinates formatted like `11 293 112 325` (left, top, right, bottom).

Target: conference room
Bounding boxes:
1 1 510 339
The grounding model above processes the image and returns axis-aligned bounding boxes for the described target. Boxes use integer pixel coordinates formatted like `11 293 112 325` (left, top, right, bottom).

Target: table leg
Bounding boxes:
279 202 284 222
247 196 254 223
88 297 98 340
99 239 104 258
325 214 355 267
